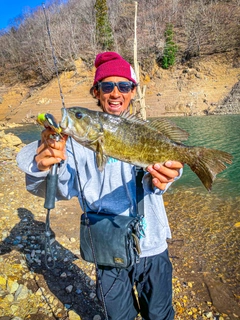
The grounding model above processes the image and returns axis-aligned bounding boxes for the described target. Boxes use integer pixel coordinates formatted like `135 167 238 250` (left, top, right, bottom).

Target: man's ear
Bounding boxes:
93 87 100 99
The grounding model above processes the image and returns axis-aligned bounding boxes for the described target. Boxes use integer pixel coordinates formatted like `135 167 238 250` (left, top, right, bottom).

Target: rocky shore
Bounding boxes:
0 122 104 320
0 122 239 320
213 81 240 115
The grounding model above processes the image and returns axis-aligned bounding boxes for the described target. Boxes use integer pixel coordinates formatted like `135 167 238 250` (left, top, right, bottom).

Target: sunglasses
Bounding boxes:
97 81 136 94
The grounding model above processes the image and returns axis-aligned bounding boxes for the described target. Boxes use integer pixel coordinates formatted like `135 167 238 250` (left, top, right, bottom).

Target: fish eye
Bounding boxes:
75 112 83 119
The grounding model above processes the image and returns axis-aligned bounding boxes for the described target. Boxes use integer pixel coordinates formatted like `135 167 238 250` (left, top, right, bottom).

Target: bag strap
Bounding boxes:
135 166 145 217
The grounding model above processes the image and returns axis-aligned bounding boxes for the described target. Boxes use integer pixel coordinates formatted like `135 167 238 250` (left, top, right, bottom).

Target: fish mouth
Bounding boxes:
60 108 68 131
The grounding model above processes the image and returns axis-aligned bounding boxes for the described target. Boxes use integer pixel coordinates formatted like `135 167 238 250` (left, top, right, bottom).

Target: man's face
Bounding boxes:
94 76 137 115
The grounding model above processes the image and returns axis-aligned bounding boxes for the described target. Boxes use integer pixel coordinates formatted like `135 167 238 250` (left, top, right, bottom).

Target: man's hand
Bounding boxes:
35 128 68 171
146 161 183 191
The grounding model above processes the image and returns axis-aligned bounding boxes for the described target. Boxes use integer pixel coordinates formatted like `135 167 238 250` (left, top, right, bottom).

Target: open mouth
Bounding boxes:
108 101 122 110
60 108 68 130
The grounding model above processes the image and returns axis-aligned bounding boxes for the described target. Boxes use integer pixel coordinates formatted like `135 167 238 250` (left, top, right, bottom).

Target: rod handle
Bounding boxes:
44 163 59 210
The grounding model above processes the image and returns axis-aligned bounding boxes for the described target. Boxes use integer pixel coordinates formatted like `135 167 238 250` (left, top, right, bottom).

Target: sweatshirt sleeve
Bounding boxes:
16 140 82 201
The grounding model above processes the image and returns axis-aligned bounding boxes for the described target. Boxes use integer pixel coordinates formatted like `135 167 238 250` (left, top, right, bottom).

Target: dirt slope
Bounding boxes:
0 52 239 123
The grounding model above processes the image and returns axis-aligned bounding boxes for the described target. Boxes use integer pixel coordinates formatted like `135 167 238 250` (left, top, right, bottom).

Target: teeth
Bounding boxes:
110 102 121 105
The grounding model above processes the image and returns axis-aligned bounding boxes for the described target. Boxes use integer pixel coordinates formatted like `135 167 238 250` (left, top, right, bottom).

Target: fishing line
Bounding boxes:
41 4 109 318
42 3 66 110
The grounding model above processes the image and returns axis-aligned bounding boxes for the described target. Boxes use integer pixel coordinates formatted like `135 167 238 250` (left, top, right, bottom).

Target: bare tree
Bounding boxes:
0 0 239 84
133 1 147 120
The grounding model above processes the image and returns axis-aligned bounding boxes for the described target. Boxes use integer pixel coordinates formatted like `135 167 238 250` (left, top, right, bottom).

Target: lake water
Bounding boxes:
168 114 240 199
8 114 239 198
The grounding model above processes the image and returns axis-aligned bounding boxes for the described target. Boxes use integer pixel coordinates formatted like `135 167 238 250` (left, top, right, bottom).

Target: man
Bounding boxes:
17 52 183 319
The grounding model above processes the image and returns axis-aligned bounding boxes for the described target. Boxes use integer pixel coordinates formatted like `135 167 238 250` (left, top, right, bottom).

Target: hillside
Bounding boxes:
0 52 239 123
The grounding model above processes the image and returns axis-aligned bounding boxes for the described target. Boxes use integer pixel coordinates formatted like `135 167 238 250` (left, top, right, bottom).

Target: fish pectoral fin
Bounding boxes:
96 138 107 171
96 154 107 171
149 118 189 142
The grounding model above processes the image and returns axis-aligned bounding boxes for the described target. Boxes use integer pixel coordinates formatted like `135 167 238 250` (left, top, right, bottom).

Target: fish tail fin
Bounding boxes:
187 147 232 191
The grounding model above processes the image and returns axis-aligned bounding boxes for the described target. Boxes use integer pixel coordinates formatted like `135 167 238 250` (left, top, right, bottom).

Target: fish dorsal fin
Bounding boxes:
149 118 189 142
120 110 147 125
120 111 189 143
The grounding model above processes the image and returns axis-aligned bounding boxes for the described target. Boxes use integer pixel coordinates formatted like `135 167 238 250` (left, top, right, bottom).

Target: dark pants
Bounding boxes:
96 249 174 320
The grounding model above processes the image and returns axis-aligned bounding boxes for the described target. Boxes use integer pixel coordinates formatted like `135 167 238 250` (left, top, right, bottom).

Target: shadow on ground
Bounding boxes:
0 207 103 320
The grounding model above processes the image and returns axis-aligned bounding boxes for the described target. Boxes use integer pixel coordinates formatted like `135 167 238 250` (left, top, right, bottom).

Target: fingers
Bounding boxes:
36 130 67 171
164 160 184 170
37 138 66 154
36 156 65 171
40 128 56 143
147 164 172 190
36 146 66 162
147 163 180 181
35 147 67 171
146 161 183 191
40 128 68 144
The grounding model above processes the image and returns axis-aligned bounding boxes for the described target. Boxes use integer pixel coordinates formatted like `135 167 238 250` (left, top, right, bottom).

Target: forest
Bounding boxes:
0 0 239 86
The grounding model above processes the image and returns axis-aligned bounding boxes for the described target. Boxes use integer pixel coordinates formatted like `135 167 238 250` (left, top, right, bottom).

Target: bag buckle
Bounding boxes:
132 233 141 255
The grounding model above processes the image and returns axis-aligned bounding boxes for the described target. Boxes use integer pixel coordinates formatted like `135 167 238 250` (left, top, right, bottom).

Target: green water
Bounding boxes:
168 114 240 198
5 123 42 145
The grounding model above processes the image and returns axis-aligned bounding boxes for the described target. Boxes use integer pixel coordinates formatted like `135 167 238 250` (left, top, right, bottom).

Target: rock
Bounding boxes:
206 311 213 318
68 310 81 320
14 284 29 300
36 287 45 295
204 274 240 318
76 288 82 294
89 280 95 286
5 293 14 302
89 292 96 299
60 272 67 278
65 285 73 293
214 81 240 114
7 279 19 293
10 306 20 314
3 133 22 146
0 275 7 287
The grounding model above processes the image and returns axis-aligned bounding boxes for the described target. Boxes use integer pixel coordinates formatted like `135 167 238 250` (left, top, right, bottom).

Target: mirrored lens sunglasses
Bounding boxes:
98 81 135 94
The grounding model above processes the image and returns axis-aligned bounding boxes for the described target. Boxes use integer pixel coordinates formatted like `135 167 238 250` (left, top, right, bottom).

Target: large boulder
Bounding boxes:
0 131 22 147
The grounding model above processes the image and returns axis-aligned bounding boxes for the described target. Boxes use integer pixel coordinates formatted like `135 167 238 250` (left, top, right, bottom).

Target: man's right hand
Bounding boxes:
35 128 68 171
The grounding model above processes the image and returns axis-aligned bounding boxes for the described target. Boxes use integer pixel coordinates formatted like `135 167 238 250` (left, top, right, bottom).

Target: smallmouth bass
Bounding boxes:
60 107 232 191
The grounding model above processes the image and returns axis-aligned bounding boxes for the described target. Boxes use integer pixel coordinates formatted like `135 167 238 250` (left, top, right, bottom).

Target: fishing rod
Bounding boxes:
41 3 83 270
41 5 109 319
37 113 62 269
41 4 66 269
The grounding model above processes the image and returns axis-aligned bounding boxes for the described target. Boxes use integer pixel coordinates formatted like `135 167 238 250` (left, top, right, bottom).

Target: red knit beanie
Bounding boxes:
93 52 137 85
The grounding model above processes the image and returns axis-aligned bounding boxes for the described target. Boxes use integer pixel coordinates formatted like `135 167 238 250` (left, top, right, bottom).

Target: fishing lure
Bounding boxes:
37 113 62 135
